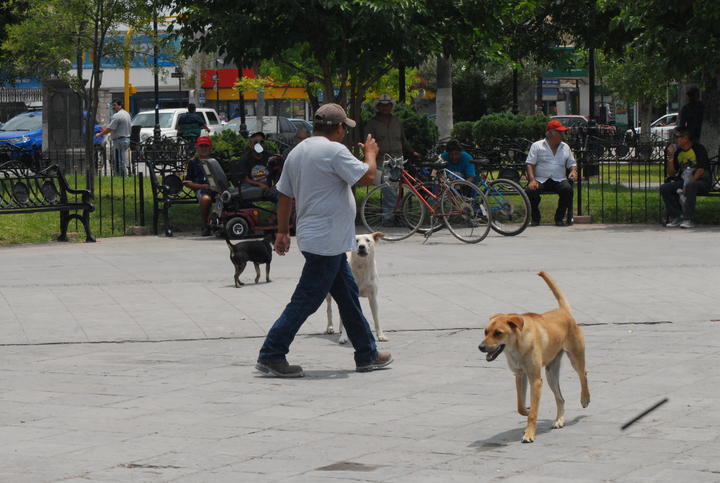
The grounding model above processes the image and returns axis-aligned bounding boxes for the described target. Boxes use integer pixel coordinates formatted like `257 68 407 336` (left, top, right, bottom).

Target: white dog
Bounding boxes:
325 232 387 344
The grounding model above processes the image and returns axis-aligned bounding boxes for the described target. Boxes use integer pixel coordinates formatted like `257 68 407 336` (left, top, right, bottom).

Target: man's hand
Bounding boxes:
274 232 291 255
568 170 578 182
528 179 539 190
359 134 379 158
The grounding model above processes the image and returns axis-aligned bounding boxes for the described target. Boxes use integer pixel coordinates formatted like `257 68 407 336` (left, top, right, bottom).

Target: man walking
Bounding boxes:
256 103 392 378
96 99 131 177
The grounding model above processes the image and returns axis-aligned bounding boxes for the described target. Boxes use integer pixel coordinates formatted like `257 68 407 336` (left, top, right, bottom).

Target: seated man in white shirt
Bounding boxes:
525 120 578 226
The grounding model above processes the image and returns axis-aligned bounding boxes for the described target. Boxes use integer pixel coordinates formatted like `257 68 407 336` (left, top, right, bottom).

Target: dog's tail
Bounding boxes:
223 228 235 251
538 271 571 312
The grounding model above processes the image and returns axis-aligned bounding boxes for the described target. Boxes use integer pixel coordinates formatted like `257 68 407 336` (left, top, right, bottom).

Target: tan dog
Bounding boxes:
479 271 590 443
326 232 387 344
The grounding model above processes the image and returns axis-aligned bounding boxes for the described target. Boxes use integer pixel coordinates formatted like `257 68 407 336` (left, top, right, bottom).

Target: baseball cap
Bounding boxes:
546 120 569 132
375 93 395 105
196 136 212 146
314 103 356 128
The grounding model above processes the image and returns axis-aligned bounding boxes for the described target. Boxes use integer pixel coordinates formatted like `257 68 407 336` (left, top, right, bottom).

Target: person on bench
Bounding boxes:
183 136 216 236
661 127 711 229
237 131 279 203
525 119 578 227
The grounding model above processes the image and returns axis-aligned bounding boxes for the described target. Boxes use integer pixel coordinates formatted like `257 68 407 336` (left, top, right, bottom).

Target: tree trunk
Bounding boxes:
639 101 654 143
436 55 453 140
701 75 719 158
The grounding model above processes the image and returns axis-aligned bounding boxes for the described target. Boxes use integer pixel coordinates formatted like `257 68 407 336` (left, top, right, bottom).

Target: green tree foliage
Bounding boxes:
602 0 720 142
162 0 512 144
2 0 149 166
0 1 29 84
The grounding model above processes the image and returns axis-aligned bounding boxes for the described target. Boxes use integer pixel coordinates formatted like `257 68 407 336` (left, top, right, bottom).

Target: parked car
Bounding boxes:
222 115 298 145
625 113 678 142
0 111 103 153
288 118 313 135
131 107 224 142
550 115 616 137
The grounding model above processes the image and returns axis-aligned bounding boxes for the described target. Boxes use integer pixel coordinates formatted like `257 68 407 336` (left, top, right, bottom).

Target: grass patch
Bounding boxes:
0 175 200 246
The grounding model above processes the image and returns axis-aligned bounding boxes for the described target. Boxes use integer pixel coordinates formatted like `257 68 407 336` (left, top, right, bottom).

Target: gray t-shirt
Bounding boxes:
276 136 368 256
108 109 131 140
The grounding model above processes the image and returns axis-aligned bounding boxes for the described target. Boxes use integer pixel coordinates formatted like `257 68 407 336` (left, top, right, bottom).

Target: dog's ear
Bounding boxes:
372 232 385 241
506 315 524 331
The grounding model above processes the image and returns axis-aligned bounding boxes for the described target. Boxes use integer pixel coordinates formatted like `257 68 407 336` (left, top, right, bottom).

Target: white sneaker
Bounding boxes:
665 217 682 228
680 219 695 229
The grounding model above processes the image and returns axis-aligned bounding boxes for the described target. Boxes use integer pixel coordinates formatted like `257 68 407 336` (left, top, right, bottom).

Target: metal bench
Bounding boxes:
0 161 95 242
146 157 198 237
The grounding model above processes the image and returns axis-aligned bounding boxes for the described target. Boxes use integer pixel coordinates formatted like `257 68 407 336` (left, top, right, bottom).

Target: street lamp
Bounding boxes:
215 58 224 119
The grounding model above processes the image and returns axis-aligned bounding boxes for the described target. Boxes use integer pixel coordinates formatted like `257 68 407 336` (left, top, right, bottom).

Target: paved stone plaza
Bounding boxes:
1 225 719 482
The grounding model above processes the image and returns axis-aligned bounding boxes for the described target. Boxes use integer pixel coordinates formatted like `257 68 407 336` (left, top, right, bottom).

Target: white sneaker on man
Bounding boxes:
665 217 682 228
680 219 696 229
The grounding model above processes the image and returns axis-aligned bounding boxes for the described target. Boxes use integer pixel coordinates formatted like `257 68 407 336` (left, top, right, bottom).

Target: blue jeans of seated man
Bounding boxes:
112 137 130 177
258 252 378 366
660 178 710 220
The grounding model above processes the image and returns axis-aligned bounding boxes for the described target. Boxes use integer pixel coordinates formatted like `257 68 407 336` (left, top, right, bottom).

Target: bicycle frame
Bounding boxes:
394 166 473 219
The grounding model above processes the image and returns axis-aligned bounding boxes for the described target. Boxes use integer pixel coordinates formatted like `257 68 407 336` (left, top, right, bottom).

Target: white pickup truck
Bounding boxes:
131 108 224 142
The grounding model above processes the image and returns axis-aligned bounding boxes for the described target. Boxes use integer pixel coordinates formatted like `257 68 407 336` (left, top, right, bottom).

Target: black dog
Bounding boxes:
226 232 274 287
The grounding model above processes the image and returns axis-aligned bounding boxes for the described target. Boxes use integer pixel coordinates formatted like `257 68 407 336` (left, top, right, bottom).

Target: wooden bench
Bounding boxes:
0 161 95 242
146 157 198 237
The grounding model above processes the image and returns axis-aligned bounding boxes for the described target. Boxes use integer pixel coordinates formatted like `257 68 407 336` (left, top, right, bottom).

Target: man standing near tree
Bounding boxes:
96 99 131 177
177 103 209 148
363 94 419 224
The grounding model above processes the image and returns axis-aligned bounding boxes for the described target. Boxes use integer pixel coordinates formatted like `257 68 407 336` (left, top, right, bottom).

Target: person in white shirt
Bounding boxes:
255 103 392 378
525 120 578 226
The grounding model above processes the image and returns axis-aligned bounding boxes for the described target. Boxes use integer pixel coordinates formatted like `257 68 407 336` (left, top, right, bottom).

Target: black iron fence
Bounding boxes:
0 138 194 239
4 136 719 243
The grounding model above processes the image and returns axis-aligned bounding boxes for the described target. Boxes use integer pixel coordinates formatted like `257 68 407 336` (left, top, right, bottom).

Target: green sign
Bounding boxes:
542 68 588 78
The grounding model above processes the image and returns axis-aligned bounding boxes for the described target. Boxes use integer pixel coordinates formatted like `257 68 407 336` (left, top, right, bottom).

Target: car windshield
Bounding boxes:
227 118 259 132
1 114 42 131
132 112 174 128
554 117 585 128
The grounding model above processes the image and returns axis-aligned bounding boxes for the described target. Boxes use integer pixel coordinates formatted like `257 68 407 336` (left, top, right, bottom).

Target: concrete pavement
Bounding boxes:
1 225 719 481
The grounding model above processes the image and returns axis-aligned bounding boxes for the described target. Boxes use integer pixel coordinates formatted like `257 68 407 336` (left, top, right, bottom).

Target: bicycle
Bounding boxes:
360 156 492 243
425 141 530 236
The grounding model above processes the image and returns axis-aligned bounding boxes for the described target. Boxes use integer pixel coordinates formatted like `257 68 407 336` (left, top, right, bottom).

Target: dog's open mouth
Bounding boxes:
356 249 368 257
486 344 505 362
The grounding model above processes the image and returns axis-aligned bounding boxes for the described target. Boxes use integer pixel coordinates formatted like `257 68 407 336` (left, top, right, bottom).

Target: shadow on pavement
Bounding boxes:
469 414 588 449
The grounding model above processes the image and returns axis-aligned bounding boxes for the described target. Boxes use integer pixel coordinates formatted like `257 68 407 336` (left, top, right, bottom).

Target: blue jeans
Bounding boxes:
112 137 130 177
660 178 710 220
258 252 378 365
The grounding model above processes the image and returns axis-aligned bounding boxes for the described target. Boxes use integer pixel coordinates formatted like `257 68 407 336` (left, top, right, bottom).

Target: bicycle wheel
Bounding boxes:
440 180 491 243
360 182 425 241
485 178 530 236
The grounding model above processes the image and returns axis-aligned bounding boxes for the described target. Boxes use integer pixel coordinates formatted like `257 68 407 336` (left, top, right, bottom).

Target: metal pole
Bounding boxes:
512 68 519 114
215 60 220 117
588 48 595 121
152 0 160 141
138 172 145 226
238 66 247 137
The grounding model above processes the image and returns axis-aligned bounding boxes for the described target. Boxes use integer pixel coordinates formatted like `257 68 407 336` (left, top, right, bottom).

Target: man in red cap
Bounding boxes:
182 136 216 236
525 119 578 226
